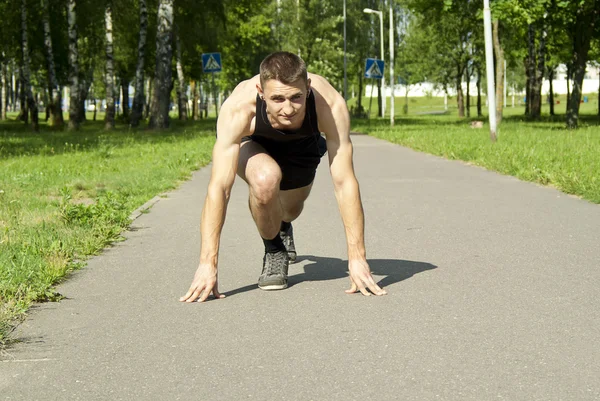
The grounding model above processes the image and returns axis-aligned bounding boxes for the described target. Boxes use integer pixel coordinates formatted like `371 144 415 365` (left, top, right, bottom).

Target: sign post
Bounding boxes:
365 58 385 120
202 52 223 118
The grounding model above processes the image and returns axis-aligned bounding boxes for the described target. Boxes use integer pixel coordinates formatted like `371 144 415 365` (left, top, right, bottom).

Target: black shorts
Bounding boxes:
242 134 327 190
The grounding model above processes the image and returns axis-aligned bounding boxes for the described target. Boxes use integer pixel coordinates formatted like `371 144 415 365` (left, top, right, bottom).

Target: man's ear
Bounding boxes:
306 78 312 95
256 84 264 99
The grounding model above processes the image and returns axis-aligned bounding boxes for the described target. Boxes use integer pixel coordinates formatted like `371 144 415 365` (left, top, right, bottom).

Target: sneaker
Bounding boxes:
280 224 297 263
258 250 289 290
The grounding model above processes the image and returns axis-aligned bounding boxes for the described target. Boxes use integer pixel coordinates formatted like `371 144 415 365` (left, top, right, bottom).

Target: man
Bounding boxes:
180 51 386 302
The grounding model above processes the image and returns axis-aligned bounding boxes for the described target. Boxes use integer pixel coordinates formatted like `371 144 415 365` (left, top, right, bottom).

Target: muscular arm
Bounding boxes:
180 80 254 302
314 77 365 260
313 74 386 296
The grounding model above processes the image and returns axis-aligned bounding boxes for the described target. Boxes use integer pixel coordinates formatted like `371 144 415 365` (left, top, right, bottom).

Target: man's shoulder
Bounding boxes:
221 75 259 117
308 73 343 109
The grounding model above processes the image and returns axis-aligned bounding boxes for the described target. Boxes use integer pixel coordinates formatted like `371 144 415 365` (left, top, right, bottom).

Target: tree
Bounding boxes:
67 0 80 130
564 0 599 128
41 0 63 127
20 0 39 131
104 1 116 129
148 0 174 129
130 0 148 127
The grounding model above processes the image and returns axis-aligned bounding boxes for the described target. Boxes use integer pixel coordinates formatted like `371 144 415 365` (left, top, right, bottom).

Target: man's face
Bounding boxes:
257 78 311 128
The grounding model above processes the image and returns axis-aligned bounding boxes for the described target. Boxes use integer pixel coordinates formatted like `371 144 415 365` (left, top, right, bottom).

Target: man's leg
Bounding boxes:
237 140 290 290
237 140 283 240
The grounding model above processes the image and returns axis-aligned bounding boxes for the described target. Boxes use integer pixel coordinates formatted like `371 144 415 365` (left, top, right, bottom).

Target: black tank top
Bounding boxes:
252 91 320 142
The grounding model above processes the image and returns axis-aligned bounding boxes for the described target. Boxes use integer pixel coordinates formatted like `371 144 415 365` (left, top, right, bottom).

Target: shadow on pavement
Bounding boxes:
223 255 437 297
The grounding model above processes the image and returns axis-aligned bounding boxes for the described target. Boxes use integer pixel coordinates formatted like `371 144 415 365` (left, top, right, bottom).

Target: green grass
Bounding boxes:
0 116 216 345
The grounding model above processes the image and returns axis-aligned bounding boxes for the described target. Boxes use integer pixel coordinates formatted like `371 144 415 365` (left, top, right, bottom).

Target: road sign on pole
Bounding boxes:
364 58 384 79
202 53 222 73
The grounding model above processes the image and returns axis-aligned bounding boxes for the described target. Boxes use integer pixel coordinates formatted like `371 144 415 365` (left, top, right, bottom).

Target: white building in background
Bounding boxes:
365 63 600 97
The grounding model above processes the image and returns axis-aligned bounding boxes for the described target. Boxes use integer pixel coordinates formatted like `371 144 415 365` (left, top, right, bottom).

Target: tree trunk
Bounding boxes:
191 80 198 120
149 0 174 129
67 0 79 130
175 31 187 121
10 64 16 112
456 66 464 118
120 77 130 119
1 62 6 120
144 77 152 118
465 66 471 118
476 65 482 117
20 0 38 131
526 24 538 118
566 8 594 129
104 3 115 129
78 69 92 122
41 0 63 128
535 21 547 115
492 19 504 124
548 66 555 116
130 0 147 127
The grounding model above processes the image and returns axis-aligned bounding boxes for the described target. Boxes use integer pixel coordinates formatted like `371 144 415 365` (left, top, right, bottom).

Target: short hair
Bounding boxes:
259 52 308 88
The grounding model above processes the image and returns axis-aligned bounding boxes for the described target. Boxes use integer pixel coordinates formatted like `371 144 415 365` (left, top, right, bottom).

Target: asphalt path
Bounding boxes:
2 134 599 400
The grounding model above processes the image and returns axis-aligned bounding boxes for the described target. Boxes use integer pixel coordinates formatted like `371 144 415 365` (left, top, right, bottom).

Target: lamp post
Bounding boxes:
389 3 394 126
343 0 347 101
483 0 497 141
363 8 385 118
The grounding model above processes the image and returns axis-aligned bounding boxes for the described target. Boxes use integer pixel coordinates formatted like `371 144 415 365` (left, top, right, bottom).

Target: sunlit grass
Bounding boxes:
0 117 216 345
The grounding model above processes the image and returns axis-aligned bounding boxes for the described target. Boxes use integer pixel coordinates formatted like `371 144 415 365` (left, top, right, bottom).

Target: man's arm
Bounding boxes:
313 75 386 296
180 88 252 303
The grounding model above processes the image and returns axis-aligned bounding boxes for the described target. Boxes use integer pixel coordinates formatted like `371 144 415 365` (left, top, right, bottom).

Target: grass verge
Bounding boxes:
0 118 216 346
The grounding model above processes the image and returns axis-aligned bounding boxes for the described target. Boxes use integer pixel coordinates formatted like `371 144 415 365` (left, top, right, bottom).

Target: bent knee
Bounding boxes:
248 166 282 203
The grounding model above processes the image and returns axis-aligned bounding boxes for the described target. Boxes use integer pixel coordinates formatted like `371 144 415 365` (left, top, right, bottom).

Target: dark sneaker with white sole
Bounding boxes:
258 250 289 290
280 224 297 263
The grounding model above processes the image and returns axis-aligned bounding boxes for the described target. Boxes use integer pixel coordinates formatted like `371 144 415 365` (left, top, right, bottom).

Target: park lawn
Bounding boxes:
0 117 216 345
352 109 600 204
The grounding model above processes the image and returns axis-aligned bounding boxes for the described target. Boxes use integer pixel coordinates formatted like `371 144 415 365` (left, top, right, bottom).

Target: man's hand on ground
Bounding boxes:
179 264 225 303
345 259 387 296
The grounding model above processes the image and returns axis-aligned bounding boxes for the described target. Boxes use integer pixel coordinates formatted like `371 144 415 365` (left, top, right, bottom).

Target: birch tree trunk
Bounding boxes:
191 80 198 120
149 0 174 129
41 0 63 127
130 0 147 127
1 61 6 120
175 31 187 121
144 77 152 118
67 0 80 130
104 2 115 129
492 20 504 124
526 24 537 117
20 0 39 131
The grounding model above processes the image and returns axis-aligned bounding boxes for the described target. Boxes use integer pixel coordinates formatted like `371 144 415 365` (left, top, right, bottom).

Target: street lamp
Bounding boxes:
363 8 385 118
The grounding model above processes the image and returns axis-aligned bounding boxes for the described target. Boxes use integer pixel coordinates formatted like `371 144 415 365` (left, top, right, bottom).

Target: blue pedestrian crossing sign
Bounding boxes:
364 58 384 79
202 53 222 73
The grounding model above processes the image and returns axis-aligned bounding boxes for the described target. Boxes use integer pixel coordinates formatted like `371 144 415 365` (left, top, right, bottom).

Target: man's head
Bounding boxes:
257 52 311 128
259 51 308 88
